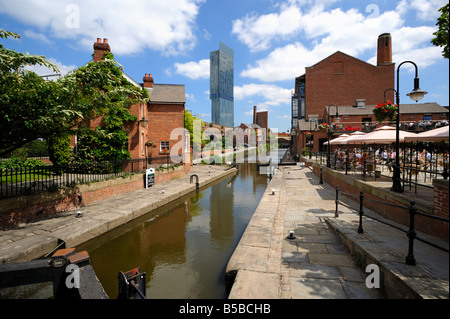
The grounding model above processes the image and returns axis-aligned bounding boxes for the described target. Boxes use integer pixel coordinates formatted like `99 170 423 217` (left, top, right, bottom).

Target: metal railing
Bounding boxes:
334 186 449 266
0 155 182 200
313 152 448 190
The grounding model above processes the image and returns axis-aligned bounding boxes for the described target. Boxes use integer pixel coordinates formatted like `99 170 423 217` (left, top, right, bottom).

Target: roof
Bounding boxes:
296 50 387 78
147 84 185 104
326 103 448 116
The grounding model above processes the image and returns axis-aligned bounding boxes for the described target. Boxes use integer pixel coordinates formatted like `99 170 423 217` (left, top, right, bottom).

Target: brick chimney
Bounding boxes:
93 38 111 63
143 73 154 88
253 106 257 124
377 33 392 66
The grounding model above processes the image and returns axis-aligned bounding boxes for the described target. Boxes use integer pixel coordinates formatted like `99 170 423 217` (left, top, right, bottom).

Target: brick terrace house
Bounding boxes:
73 38 186 165
291 33 449 154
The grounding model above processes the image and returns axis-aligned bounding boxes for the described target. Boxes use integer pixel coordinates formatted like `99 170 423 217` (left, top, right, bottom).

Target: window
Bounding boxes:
356 99 366 108
160 141 170 152
423 115 432 121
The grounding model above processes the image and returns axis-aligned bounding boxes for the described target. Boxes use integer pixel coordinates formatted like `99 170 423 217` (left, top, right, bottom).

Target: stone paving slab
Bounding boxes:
226 164 448 299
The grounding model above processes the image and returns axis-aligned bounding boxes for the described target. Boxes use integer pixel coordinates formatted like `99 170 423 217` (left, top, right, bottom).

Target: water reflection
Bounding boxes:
77 155 283 299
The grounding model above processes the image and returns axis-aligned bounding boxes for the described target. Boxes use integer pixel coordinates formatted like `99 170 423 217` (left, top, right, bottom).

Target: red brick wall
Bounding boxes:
256 111 268 129
127 102 149 159
0 167 188 230
433 180 449 240
148 103 184 159
305 52 395 117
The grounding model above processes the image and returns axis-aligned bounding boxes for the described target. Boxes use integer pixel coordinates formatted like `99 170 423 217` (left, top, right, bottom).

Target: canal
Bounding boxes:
77 150 287 298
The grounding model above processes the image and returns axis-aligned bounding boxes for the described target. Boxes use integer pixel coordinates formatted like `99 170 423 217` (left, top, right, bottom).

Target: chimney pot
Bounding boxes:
103 38 108 44
97 38 101 43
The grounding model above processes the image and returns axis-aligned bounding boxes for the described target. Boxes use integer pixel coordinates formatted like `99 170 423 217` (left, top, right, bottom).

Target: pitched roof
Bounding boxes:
147 84 185 104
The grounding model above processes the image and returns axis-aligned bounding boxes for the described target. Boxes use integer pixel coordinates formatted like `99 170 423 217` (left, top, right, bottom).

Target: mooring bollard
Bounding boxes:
190 174 199 189
358 191 364 234
319 167 323 184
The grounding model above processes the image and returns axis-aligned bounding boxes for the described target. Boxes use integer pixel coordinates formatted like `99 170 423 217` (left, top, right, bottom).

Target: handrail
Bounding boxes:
334 186 449 266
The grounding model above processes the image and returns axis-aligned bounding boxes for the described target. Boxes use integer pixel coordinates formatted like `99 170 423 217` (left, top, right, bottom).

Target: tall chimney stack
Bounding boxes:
93 38 111 63
143 73 154 88
377 33 392 66
253 106 257 124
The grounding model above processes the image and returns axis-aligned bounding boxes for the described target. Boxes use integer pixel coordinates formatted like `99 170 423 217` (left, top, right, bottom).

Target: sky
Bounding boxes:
1 0 448 133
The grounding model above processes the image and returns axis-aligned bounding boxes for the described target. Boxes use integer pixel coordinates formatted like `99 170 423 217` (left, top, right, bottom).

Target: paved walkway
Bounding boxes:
226 164 449 299
0 165 237 264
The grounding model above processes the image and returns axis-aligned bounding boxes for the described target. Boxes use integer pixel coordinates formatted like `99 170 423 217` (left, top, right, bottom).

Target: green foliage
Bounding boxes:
11 139 48 158
431 3 449 59
47 134 71 171
0 157 45 169
0 30 149 158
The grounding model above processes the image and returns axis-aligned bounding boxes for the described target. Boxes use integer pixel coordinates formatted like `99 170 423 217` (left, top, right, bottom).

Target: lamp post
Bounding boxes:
327 104 339 168
391 61 427 193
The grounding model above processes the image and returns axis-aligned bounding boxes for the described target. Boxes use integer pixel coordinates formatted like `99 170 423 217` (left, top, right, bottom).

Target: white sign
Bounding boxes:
146 168 155 189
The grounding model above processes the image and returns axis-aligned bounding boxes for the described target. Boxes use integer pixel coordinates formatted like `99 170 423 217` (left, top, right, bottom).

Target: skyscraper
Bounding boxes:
210 42 234 128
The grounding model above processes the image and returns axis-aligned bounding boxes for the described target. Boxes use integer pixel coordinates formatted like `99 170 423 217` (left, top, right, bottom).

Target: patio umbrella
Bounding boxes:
344 131 366 144
350 125 417 144
324 134 349 145
404 125 449 142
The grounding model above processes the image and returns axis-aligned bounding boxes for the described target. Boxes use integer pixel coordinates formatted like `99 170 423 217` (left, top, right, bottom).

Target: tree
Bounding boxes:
0 30 63 156
431 3 449 59
0 30 149 161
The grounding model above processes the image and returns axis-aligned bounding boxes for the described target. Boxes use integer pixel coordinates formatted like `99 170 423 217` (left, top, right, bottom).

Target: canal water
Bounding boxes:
77 150 286 299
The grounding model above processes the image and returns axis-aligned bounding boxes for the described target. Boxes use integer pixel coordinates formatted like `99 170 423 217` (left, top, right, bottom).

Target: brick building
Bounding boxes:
73 38 186 163
253 105 268 129
291 33 448 154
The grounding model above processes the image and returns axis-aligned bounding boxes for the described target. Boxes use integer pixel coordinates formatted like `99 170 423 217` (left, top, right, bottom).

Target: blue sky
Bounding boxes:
1 0 448 132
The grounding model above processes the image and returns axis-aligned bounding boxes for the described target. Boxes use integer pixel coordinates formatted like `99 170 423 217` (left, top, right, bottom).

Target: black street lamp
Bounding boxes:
327 104 339 168
391 61 427 193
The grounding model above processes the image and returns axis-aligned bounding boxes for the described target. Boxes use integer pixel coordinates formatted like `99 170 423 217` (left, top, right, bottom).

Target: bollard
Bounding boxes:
190 174 199 189
335 186 339 217
358 192 364 234
287 230 296 240
319 167 323 184
405 200 417 266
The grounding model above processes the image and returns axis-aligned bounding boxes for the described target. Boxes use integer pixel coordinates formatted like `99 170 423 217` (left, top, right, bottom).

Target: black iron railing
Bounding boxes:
334 186 449 266
0 156 182 200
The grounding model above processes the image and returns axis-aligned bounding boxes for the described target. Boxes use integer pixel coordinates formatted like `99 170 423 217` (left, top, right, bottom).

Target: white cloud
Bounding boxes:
0 0 204 55
239 3 442 82
173 59 210 79
24 58 77 78
410 0 448 21
235 83 291 107
186 93 196 102
23 30 53 44
232 3 302 52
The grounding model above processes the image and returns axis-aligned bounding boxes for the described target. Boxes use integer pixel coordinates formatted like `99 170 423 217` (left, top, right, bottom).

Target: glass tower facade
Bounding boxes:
210 42 234 128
